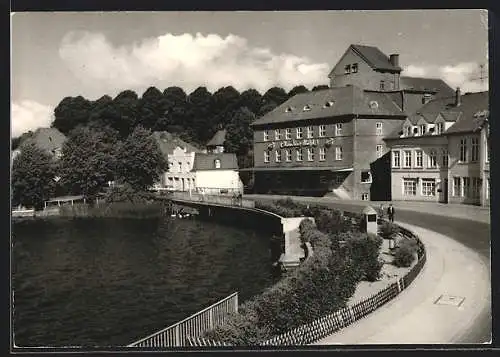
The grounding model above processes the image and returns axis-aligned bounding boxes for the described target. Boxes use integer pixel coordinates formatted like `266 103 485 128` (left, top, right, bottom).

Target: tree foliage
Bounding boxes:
12 143 57 209
59 126 119 200
288 85 309 97
114 126 168 191
312 84 330 92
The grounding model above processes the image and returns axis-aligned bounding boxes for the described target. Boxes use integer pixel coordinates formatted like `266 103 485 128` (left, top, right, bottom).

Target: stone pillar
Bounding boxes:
362 206 378 235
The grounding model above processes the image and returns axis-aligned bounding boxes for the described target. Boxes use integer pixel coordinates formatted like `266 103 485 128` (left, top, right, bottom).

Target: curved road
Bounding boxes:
248 195 491 343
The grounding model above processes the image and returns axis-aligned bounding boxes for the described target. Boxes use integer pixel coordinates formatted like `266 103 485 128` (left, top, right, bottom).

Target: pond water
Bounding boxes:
12 217 277 347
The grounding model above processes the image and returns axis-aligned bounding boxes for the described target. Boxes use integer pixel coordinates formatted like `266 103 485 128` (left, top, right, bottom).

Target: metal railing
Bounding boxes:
171 191 255 209
128 292 238 348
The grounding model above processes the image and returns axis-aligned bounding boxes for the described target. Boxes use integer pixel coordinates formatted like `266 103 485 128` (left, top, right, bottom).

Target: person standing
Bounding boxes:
387 203 395 222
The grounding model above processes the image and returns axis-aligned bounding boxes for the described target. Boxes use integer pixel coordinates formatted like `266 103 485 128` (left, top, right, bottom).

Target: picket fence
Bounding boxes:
190 221 427 347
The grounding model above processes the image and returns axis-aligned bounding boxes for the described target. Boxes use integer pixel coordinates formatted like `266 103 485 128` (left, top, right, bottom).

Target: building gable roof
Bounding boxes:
21 127 67 153
207 129 226 147
192 153 238 171
251 85 405 126
384 91 489 140
400 77 454 97
444 92 489 134
350 44 402 72
152 131 201 158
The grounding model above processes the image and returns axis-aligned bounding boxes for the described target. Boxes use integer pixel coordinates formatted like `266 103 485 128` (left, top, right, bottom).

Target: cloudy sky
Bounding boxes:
11 10 488 137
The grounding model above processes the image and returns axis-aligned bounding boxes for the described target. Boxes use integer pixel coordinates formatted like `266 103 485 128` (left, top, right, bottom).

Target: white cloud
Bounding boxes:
403 62 488 93
11 100 54 138
58 31 331 95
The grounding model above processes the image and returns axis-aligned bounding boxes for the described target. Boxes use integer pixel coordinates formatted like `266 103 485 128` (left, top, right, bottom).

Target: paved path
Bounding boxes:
311 222 491 344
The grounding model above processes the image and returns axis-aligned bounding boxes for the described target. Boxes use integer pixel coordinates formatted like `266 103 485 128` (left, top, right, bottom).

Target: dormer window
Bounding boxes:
351 63 358 73
303 105 311 111
324 101 334 108
422 93 432 104
285 106 293 113
436 122 444 135
214 159 221 169
413 127 418 135
379 81 385 91
344 65 351 74
369 101 379 110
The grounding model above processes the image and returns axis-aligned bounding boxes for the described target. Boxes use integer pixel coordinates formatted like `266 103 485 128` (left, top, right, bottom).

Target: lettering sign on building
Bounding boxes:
276 139 320 148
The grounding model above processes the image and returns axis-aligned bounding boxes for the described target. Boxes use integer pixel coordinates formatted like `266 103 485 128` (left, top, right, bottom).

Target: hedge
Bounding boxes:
203 198 383 345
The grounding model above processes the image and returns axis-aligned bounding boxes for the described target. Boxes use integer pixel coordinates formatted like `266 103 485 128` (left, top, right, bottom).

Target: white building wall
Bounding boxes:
195 170 243 194
162 148 197 191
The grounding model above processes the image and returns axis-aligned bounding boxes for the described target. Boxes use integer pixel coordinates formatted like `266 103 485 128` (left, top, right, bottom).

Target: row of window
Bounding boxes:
402 178 437 197
459 137 481 163
344 63 358 74
264 124 342 141
403 122 445 137
263 122 384 141
264 147 343 163
392 149 448 169
404 177 486 200
452 177 483 199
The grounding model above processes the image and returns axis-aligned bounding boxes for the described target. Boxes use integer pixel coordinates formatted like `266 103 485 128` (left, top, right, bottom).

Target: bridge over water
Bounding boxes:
164 192 308 270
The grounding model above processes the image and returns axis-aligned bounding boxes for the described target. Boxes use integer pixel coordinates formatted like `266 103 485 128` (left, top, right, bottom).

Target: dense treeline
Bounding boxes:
12 84 329 208
49 85 314 145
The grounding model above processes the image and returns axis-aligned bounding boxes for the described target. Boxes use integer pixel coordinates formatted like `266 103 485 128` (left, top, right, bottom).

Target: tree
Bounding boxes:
288 85 309 97
262 87 289 106
238 89 263 115
186 87 214 144
138 86 166 130
112 90 140 137
224 107 255 162
12 142 57 210
312 84 330 92
59 126 119 200
115 126 168 191
52 96 93 135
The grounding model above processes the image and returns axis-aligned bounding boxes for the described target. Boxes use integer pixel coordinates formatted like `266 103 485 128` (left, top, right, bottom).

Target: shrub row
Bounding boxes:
203 198 384 345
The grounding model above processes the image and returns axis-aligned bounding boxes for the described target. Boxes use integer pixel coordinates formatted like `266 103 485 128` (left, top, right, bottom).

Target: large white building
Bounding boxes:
153 131 202 192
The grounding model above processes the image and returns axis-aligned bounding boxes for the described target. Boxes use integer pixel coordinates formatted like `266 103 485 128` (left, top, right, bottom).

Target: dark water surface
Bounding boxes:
12 217 277 347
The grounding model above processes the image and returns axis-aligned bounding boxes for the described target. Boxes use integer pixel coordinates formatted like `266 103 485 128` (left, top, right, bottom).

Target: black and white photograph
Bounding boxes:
10 9 491 350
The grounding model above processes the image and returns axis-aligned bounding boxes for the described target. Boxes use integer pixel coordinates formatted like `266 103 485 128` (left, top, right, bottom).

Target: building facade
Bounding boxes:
192 152 243 195
250 86 407 200
385 91 489 206
153 131 201 191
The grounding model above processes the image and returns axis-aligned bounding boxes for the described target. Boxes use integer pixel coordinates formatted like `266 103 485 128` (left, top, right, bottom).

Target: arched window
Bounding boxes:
214 159 221 169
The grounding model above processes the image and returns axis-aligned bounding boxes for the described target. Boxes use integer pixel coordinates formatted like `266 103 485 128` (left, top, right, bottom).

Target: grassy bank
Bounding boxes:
59 201 165 219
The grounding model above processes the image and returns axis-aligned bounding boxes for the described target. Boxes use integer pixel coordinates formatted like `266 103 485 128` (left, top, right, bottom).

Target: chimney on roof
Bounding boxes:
455 87 461 107
389 54 400 68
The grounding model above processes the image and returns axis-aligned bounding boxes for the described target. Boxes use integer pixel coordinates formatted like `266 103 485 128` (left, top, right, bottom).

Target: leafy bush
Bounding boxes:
393 239 418 267
203 214 362 345
379 221 400 240
345 233 383 282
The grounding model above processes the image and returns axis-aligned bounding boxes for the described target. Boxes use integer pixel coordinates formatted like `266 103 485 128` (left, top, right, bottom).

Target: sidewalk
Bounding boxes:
245 194 491 224
311 222 491 344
